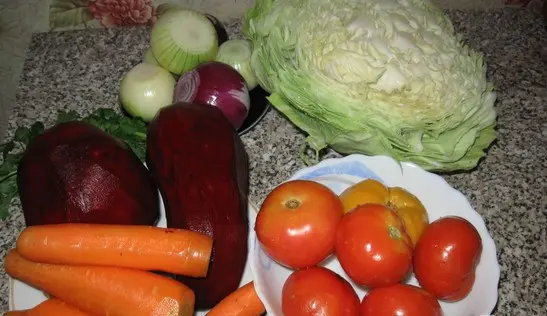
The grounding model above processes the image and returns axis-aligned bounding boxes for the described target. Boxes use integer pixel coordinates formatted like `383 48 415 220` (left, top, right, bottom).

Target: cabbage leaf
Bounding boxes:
244 0 497 171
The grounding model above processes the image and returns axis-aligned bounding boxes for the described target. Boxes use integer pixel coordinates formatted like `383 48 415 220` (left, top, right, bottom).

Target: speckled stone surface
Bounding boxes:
1 8 546 315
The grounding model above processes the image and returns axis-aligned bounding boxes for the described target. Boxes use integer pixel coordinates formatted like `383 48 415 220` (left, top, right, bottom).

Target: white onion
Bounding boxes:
119 63 176 122
150 9 218 75
216 39 258 90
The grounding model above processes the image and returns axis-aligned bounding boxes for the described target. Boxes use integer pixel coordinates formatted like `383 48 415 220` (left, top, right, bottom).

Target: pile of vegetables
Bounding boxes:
0 7 263 221
244 0 498 171
5 100 262 314
255 179 483 315
0 1 498 313
2 8 266 311
119 7 260 130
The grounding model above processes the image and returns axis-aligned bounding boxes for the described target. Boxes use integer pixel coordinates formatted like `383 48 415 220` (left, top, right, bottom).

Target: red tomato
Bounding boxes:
413 216 482 302
255 180 344 269
334 204 413 288
360 284 442 316
282 266 360 316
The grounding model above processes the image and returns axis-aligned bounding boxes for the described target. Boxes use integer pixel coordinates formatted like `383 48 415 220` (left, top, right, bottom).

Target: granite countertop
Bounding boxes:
0 8 545 315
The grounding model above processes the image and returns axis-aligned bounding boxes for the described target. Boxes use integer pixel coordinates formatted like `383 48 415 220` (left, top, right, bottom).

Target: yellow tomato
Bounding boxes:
388 187 429 247
339 179 429 247
339 179 389 214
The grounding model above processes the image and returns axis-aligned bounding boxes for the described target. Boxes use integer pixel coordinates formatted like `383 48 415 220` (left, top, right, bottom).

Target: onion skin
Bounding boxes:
174 61 250 130
216 39 258 91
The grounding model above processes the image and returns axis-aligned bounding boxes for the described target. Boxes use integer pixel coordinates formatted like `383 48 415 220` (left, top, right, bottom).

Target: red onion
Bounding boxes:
174 61 250 129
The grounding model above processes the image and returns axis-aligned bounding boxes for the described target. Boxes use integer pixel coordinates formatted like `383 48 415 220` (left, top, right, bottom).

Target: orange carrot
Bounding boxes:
5 249 195 316
207 281 265 316
4 298 89 316
16 223 213 277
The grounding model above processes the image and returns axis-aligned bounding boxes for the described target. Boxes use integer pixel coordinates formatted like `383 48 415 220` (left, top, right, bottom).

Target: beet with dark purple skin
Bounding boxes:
17 121 160 226
146 102 249 310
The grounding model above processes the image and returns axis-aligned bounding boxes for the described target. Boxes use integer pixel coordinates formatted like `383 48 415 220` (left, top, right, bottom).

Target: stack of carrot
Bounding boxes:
4 223 265 316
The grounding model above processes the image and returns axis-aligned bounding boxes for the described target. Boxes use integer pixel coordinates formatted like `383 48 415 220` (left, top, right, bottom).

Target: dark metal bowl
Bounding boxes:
238 86 271 135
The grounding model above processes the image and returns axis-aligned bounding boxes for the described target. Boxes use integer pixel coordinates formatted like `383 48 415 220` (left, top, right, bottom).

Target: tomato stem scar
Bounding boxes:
285 199 300 209
388 226 401 239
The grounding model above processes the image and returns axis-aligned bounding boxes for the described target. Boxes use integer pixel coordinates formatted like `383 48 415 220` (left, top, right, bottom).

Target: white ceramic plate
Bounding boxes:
250 154 500 316
9 194 258 315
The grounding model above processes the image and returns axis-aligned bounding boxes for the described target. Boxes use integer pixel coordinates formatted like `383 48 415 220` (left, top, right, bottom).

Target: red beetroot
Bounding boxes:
17 121 159 226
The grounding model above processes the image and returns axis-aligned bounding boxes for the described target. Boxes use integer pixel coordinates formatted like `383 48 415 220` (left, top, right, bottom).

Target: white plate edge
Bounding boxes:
252 154 500 316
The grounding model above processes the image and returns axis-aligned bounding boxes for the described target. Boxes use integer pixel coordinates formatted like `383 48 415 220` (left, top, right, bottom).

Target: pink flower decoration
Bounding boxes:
88 0 157 27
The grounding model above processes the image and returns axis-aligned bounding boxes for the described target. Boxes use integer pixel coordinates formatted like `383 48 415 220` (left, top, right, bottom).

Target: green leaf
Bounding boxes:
13 127 30 144
0 153 22 176
0 168 17 220
0 177 16 195
49 0 93 30
0 191 16 220
12 123 44 146
29 122 45 143
1 142 15 161
56 110 81 124
0 146 20 220
79 108 148 161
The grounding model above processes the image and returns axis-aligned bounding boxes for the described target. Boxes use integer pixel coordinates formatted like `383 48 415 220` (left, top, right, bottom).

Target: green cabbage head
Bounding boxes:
244 0 497 172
